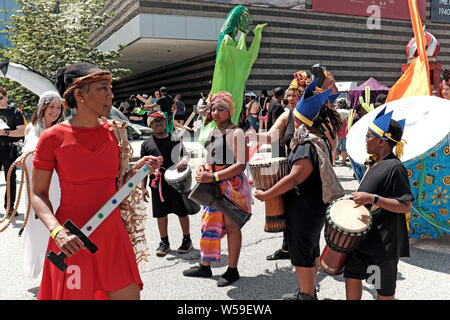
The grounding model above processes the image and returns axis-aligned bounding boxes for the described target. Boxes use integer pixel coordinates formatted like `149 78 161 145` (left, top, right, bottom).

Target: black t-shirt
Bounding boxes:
259 96 270 116
157 95 175 114
267 99 284 131
285 142 328 215
140 134 185 173
356 153 414 260
0 107 25 143
284 109 295 155
140 134 188 215
205 127 237 166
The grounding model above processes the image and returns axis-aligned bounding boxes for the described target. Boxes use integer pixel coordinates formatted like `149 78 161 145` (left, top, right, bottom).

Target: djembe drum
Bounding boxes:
164 164 200 215
319 197 372 275
347 96 450 240
249 157 288 232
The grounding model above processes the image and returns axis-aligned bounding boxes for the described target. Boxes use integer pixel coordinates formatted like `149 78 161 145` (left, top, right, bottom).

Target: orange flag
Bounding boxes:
386 0 431 103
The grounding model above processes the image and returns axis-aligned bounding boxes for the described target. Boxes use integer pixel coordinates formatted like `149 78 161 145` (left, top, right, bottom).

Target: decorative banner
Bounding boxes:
197 0 305 10
431 0 450 23
312 0 426 21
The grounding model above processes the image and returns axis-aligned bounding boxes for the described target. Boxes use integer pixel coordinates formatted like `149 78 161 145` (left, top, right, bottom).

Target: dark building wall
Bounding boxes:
95 0 450 106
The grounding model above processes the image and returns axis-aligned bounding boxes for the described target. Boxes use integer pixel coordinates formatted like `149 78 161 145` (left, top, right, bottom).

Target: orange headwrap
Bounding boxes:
289 70 311 98
208 91 235 117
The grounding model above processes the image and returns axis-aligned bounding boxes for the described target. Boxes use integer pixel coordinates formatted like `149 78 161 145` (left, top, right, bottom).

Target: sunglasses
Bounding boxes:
365 133 379 140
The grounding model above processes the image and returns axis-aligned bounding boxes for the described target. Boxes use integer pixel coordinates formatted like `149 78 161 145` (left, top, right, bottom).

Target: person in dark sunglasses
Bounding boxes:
0 86 25 217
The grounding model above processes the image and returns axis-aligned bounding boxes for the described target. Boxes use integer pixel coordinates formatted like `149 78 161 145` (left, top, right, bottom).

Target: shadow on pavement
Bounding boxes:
224 265 297 300
403 235 450 274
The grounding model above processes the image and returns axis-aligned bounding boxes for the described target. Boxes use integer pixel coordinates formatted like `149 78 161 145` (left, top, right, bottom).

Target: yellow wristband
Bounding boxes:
214 172 220 182
50 225 65 239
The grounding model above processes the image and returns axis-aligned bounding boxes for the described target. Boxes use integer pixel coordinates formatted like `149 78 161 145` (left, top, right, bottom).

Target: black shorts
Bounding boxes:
151 182 189 219
174 114 185 121
344 253 399 297
285 200 326 267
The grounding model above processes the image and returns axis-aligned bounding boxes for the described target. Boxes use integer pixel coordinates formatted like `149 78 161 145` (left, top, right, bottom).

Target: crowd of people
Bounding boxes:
115 87 187 134
0 63 448 301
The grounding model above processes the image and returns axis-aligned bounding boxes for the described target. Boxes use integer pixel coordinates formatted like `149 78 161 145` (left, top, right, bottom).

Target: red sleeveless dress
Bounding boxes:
33 122 143 300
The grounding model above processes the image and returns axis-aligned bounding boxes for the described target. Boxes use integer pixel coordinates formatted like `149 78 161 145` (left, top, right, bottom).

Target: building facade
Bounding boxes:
92 0 450 106
0 0 19 49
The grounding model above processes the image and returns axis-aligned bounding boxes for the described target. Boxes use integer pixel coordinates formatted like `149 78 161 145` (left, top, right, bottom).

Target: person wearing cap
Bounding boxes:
254 80 344 300
148 87 177 133
252 71 342 262
344 108 413 300
140 111 193 257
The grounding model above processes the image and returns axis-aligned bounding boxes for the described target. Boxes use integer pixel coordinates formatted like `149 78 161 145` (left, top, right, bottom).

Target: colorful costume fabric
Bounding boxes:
200 164 252 262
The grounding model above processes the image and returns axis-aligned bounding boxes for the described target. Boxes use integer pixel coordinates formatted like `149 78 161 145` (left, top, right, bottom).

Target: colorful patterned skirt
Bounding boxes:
200 164 252 262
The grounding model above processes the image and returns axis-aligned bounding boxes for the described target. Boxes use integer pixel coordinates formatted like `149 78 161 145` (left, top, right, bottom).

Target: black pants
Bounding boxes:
0 145 18 211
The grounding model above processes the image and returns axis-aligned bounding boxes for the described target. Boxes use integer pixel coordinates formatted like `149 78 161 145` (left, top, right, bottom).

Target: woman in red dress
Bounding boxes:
31 62 162 300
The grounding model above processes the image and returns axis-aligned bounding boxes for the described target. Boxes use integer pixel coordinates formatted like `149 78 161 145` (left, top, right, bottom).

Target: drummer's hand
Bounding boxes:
142 188 150 203
196 171 214 183
196 165 206 174
54 229 86 257
254 189 268 201
176 159 188 172
137 156 163 173
352 192 374 207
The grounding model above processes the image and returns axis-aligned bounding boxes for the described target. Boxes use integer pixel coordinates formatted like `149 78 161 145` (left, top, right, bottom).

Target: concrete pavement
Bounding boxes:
0 141 449 300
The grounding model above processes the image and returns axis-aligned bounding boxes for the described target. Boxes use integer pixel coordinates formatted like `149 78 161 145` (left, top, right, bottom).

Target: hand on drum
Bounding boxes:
196 166 214 183
176 159 188 172
352 192 375 207
253 189 268 201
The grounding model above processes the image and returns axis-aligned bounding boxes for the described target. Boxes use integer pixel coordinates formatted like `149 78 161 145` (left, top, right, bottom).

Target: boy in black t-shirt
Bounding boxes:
345 107 414 300
140 111 193 257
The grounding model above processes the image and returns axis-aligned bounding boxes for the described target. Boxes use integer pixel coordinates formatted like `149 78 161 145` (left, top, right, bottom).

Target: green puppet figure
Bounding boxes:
199 5 267 144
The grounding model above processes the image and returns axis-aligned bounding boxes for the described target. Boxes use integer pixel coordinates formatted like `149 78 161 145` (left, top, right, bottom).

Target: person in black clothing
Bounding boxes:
0 86 25 216
344 108 413 300
149 87 176 133
267 87 285 131
258 89 270 132
254 71 311 261
140 111 193 257
254 79 341 300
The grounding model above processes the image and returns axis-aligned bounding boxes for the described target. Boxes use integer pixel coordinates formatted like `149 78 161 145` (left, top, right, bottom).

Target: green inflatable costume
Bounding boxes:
198 5 267 144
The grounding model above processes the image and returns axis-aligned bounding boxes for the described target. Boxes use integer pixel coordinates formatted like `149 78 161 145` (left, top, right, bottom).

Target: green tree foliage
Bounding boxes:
0 0 129 108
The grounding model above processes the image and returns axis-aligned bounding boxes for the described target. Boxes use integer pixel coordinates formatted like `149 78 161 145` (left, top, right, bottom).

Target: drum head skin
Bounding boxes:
347 96 450 165
164 164 191 183
249 157 288 166
329 200 371 233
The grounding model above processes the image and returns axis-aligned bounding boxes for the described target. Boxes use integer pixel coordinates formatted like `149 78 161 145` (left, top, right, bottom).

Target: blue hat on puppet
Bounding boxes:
368 106 407 158
293 79 333 127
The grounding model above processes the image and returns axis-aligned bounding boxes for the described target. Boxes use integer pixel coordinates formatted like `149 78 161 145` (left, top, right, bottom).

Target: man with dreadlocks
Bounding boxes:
254 79 345 300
